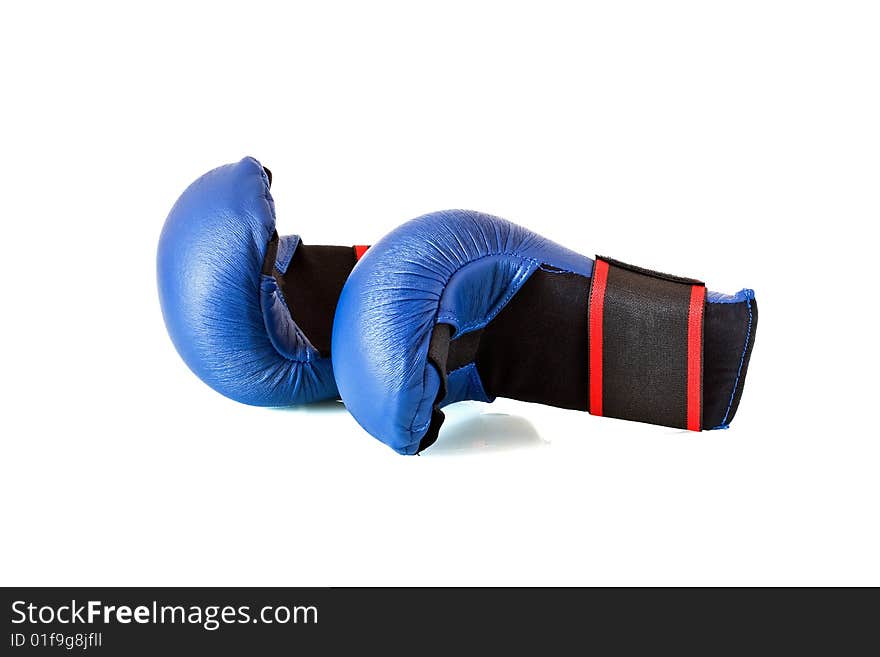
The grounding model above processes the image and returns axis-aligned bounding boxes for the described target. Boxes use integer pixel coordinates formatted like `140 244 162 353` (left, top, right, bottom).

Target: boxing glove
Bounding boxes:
332 210 757 454
158 157 368 405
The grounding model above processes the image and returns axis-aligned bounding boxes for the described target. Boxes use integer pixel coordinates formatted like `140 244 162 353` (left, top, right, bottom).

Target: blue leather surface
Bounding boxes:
332 210 594 454
444 363 491 408
157 157 337 405
707 288 754 304
274 234 300 275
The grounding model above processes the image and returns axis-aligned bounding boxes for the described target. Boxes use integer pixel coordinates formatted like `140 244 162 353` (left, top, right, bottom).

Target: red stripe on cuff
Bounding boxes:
588 259 610 416
686 285 706 431
353 245 369 260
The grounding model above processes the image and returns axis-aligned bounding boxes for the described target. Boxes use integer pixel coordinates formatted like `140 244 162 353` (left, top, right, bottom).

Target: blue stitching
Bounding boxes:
275 235 300 274
260 276 317 363
464 258 540 330
444 257 540 335
712 297 753 429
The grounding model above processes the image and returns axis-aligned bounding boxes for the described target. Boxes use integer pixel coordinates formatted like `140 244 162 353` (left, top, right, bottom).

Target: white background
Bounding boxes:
2 1 878 586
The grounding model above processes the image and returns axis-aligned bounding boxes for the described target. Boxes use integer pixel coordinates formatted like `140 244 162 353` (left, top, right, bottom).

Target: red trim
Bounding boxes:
353 245 369 260
588 259 610 416
686 285 706 431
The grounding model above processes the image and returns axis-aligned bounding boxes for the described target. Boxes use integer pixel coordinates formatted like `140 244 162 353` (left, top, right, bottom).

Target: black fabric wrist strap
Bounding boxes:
588 256 706 430
420 256 756 452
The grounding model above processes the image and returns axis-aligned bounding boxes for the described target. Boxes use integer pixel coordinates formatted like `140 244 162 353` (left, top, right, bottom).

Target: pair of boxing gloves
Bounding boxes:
158 157 758 455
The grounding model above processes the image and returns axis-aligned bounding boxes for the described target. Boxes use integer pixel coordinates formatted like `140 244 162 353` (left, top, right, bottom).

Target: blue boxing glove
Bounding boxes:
158 157 368 406
332 210 757 454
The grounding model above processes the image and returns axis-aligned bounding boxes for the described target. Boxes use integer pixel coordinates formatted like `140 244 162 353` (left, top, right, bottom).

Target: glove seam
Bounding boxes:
712 296 754 429
405 251 539 442
253 166 320 366
260 275 318 364
275 284 317 363
434 255 540 334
